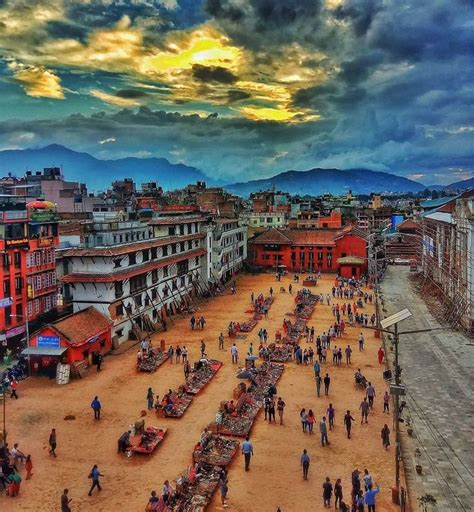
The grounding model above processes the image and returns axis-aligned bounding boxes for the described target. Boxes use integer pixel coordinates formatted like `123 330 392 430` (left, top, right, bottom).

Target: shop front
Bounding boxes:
23 307 112 377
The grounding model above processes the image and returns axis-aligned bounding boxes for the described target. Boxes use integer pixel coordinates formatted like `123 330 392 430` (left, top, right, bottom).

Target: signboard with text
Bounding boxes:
30 211 60 223
37 336 61 348
0 297 13 308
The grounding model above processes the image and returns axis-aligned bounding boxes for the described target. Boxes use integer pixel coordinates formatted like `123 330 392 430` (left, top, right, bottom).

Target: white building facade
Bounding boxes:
61 214 210 345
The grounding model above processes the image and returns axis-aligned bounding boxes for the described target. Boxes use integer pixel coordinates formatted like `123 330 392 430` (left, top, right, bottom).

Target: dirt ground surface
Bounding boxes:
2 273 398 512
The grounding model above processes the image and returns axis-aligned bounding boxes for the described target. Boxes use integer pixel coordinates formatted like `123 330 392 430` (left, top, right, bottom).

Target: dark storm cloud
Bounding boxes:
339 52 384 85
115 89 150 99
192 65 238 84
227 90 251 103
333 0 380 37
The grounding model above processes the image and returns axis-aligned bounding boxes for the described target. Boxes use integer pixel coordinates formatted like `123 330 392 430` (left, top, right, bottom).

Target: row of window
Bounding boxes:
114 239 201 268
2 252 22 270
27 294 57 316
115 257 200 298
29 271 57 291
115 274 195 316
26 249 55 268
3 276 23 295
168 223 199 237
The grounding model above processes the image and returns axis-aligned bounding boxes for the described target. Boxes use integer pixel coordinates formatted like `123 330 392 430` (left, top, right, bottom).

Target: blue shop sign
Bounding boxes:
38 336 61 348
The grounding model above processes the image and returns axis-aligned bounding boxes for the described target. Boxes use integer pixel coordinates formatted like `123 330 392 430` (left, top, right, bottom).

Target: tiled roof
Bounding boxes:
149 216 206 225
252 225 364 246
397 219 419 231
61 248 207 283
62 233 205 257
49 307 111 345
250 228 293 244
337 256 365 265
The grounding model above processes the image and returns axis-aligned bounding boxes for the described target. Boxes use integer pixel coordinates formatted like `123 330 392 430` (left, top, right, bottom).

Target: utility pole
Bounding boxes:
394 322 401 492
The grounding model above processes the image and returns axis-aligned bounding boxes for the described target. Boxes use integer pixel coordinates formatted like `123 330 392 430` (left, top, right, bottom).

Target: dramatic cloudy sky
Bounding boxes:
0 0 473 184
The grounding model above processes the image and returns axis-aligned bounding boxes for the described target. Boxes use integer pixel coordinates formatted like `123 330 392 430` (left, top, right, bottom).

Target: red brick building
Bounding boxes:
0 198 60 353
27 307 112 372
251 226 368 277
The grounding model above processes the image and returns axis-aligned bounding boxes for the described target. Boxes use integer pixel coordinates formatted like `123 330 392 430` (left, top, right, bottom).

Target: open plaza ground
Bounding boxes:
2 273 398 512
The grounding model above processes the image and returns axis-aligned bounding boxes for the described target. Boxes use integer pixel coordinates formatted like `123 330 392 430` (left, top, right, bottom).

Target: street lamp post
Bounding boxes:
375 311 446 504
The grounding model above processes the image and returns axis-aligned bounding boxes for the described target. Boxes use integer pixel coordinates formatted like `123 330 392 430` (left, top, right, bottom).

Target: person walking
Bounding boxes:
231 343 238 364
334 478 343 509
200 340 206 358
219 473 229 508
218 333 225 350
190 316 196 330
323 373 331 396
269 287 273 297
184 360 191 379
91 396 101 420
344 410 356 439
315 375 322 397
10 379 18 399
345 345 352 366
241 436 253 471
381 424 390 450
358 333 364 351
61 489 72 512
301 449 310 480
300 408 308 433
363 469 373 491
88 464 104 495
383 391 390 413
360 397 370 424
364 484 380 512
322 476 333 508
377 347 385 365
327 404 335 431
96 353 103 372
320 416 329 446
366 383 376 409
147 387 154 410
49 428 57 457
307 409 315 434
313 360 321 377
277 397 286 425
268 398 276 423
25 454 33 480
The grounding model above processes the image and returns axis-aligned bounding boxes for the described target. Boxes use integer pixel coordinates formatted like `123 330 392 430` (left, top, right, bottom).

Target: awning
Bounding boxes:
21 347 68 357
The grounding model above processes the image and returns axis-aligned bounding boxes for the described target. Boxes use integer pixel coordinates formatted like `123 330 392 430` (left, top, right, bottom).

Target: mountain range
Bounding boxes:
0 145 471 195
225 168 427 196
0 144 210 191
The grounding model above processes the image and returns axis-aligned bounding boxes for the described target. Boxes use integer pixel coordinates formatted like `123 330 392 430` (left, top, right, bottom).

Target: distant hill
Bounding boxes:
0 144 211 191
225 168 425 197
444 177 474 190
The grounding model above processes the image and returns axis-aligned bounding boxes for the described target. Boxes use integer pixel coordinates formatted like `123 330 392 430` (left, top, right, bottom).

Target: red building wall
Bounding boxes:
252 232 367 274
29 325 112 365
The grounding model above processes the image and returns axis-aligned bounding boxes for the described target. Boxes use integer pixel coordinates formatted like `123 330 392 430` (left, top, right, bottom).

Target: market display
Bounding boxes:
137 349 169 372
192 432 240 467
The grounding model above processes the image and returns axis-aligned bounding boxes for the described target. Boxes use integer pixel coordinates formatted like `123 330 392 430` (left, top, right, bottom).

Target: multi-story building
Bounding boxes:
421 190 474 332
61 213 209 345
241 211 287 229
0 198 60 354
250 226 368 278
288 210 342 229
208 218 247 283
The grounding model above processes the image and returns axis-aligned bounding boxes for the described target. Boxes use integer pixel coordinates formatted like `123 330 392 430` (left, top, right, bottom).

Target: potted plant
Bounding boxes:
418 494 437 511
414 448 422 474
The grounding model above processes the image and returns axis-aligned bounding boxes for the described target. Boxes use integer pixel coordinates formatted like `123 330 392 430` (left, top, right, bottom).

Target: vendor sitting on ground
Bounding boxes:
225 400 236 415
117 431 131 453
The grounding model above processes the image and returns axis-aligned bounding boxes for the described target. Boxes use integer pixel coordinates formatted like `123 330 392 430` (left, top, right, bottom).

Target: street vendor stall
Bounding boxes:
128 426 167 455
137 348 169 372
193 432 239 467
159 388 193 418
185 359 222 395
302 276 318 286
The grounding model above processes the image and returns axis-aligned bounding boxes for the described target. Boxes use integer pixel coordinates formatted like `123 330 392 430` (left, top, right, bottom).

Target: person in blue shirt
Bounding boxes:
241 436 254 471
88 464 104 496
91 396 101 420
364 483 380 511
300 449 310 480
